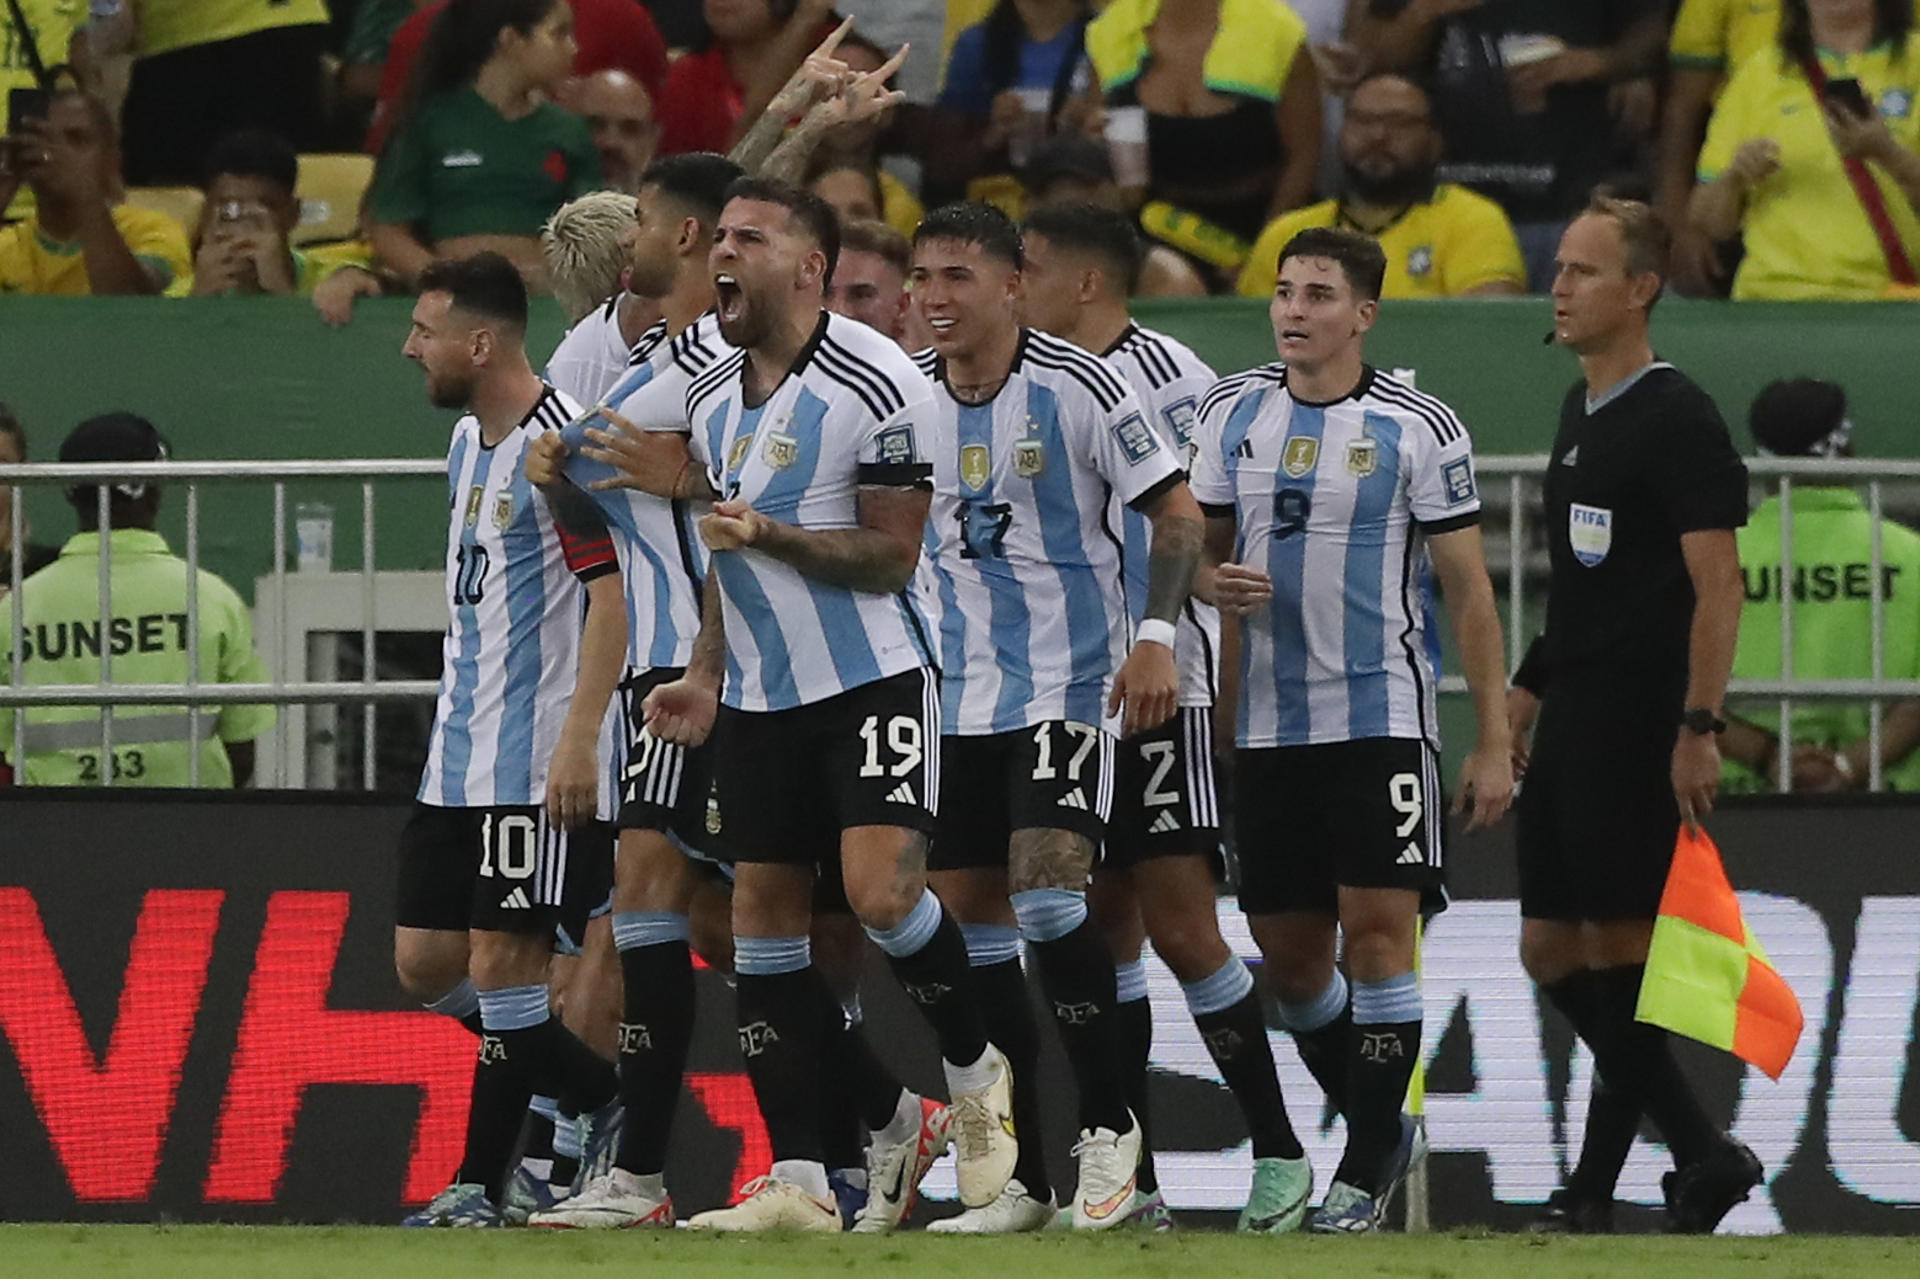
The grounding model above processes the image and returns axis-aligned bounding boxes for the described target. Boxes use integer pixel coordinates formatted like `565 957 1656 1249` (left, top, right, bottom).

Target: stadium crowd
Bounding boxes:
3 0 1919 301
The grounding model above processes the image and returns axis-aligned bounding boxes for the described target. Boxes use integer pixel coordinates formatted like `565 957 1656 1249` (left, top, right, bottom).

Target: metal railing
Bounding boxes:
3 459 442 789
8 455 1920 792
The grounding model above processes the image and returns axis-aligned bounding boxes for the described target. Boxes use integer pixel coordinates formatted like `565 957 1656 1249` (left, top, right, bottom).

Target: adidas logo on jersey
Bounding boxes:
1561 445 1579 467
499 887 533 909
1058 788 1089 810
1396 843 1424 866
1147 809 1182 834
886 781 917 805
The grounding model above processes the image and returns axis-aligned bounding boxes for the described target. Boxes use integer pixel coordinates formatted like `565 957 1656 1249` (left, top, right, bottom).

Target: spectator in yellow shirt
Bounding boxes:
1238 73 1524 300
0 87 189 295
1691 0 1920 301
170 129 372 297
1657 0 1781 295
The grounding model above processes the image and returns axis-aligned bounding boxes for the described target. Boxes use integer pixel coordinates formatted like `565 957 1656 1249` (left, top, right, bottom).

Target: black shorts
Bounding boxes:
1517 676 1684 923
617 667 723 860
1234 737 1444 916
554 820 615 955
930 720 1117 871
1104 707 1223 869
395 802 569 935
712 666 939 866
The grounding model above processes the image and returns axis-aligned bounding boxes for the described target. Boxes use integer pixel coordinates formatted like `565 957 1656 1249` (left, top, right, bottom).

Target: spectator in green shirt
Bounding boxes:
1722 379 1920 792
367 0 602 293
0 413 276 789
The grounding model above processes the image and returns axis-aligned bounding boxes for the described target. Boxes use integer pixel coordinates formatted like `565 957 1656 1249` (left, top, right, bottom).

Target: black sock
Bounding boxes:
615 939 695 1175
520 1018 618 1115
1587 964 1720 1167
460 1011 485 1036
970 955 1050 1200
1029 921 1131 1135
827 1012 910 1132
885 908 990 1068
520 1102 557 1168
1115 985 1158 1194
1543 970 1641 1200
736 964 831 1166
1197 992 1302 1161
1336 974 1422 1193
459 1031 539 1199
1287 995 1353 1118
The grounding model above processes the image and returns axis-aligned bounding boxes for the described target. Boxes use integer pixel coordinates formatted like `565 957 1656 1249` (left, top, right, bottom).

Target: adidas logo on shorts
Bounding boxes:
1396 843 1424 866
499 887 533 909
1147 809 1182 834
886 781 916 805
1058 787 1089 810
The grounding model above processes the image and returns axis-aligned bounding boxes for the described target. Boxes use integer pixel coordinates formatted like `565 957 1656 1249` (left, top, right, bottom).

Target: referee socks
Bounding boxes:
612 911 696 1177
868 888 991 1070
1337 972 1422 1193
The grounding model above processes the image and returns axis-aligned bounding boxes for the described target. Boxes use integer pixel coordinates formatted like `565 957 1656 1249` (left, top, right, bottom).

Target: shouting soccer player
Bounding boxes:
911 201 1206 1233
617 179 1018 1231
1192 227 1513 1233
1020 202 1313 1233
393 254 623 1227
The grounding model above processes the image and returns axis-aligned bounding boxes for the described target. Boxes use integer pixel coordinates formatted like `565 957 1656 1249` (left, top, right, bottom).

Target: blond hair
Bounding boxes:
1584 194 1671 310
542 191 638 324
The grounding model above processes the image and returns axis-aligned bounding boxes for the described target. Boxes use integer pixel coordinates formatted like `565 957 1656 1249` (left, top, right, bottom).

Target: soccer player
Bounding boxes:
1191 226 1514 1234
1020 201 1313 1233
912 201 1207 1233
1512 197 1758 1234
392 253 623 1227
614 178 1018 1231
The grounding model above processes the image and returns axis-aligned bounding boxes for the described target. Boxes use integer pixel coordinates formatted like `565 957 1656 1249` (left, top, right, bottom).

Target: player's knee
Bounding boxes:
394 933 468 1002
1143 911 1229 981
614 829 694 913
467 930 551 990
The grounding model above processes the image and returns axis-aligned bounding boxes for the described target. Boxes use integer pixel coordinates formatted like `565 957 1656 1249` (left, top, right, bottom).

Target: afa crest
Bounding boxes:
1345 437 1378 478
762 429 798 469
1281 436 1319 479
960 444 992 492
492 493 514 530
1014 438 1045 478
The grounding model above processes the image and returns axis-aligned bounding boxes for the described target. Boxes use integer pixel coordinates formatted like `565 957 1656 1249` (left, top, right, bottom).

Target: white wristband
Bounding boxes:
1135 618 1177 651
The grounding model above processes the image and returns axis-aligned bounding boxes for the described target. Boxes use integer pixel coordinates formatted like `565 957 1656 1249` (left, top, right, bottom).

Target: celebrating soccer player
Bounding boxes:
1020 202 1313 1233
392 254 623 1227
1191 227 1513 1234
911 201 1206 1232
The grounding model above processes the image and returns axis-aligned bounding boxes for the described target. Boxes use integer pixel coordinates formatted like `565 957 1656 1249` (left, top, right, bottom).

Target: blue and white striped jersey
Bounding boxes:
1103 323 1222 710
923 328 1184 736
684 311 940 712
419 386 619 807
559 313 727 674
1190 365 1481 750
544 294 636 407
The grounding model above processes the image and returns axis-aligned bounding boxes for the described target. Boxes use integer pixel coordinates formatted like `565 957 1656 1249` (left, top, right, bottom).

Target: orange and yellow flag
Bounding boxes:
1635 826 1805 1080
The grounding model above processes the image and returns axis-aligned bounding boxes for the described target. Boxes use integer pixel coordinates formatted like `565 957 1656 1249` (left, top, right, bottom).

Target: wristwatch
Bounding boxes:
1681 707 1728 736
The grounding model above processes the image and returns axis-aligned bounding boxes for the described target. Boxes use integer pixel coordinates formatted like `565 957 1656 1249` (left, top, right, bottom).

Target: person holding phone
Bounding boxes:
0 85 189 295
174 129 373 297
1690 0 1920 300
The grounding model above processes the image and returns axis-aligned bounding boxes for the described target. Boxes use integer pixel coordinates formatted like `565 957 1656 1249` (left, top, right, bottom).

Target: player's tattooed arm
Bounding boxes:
643 575 723 747
1007 828 1097 895
709 484 929 594
688 573 726 687
1141 481 1205 624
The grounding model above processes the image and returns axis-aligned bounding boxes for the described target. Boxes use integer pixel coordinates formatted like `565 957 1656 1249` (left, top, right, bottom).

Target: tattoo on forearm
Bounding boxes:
1145 512 1204 624
690 573 726 681
762 523 912 594
1008 828 1096 895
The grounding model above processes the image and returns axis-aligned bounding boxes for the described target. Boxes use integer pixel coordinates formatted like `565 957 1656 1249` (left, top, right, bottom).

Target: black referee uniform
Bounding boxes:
1514 361 1760 1230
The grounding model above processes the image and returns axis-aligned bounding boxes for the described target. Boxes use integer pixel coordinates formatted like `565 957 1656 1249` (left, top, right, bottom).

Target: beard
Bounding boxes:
715 284 773 348
1343 157 1437 208
425 371 474 410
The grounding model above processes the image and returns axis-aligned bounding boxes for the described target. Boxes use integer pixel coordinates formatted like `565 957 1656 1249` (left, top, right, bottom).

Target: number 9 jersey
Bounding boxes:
418 385 620 808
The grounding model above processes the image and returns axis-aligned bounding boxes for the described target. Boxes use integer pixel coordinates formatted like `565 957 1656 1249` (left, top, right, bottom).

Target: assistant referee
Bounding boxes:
1507 197 1760 1234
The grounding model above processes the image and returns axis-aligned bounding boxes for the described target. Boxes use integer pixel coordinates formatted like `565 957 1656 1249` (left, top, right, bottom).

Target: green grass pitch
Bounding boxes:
5 1226 1916 1279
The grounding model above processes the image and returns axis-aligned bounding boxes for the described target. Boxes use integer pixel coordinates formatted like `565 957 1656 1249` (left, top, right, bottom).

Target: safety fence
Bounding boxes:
7 456 1920 790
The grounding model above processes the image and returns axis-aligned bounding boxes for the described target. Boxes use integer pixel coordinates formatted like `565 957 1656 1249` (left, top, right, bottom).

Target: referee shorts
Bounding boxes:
1517 675 1685 923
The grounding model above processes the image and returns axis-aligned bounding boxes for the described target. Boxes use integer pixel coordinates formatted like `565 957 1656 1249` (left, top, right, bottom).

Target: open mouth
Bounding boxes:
714 274 743 323
1279 329 1310 343
926 316 956 336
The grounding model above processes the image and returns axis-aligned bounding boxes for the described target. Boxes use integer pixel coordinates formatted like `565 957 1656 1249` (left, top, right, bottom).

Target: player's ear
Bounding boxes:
470 325 496 367
677 216 700 256
1354 296 1379 336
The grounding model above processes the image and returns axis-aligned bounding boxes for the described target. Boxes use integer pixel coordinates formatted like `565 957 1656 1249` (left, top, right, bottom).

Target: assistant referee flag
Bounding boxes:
1636 826 1804 1080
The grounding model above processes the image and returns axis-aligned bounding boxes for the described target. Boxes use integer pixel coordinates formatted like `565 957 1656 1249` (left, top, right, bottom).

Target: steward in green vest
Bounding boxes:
0 413 275 787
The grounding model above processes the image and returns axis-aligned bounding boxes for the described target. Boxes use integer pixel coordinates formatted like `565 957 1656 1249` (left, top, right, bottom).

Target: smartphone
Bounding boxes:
1823 77 1872 118
7 87 51 130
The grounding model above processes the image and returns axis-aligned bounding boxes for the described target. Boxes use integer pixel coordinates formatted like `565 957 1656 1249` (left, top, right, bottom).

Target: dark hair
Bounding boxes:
1778 0 1911 70
915 200 1024 270
418 251 530 331
387 0 563 154
201 128 298 193
1277 226 1387 301
806 156 886 212
1347 70 1436 116
642 152 744 229
1023 202 1143 295
839 217 911 275
1749 378 1850 456
723 176 841 280
981 0 1091 115
1582 193 1669 312
48 85 117 147
0 402 23 460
